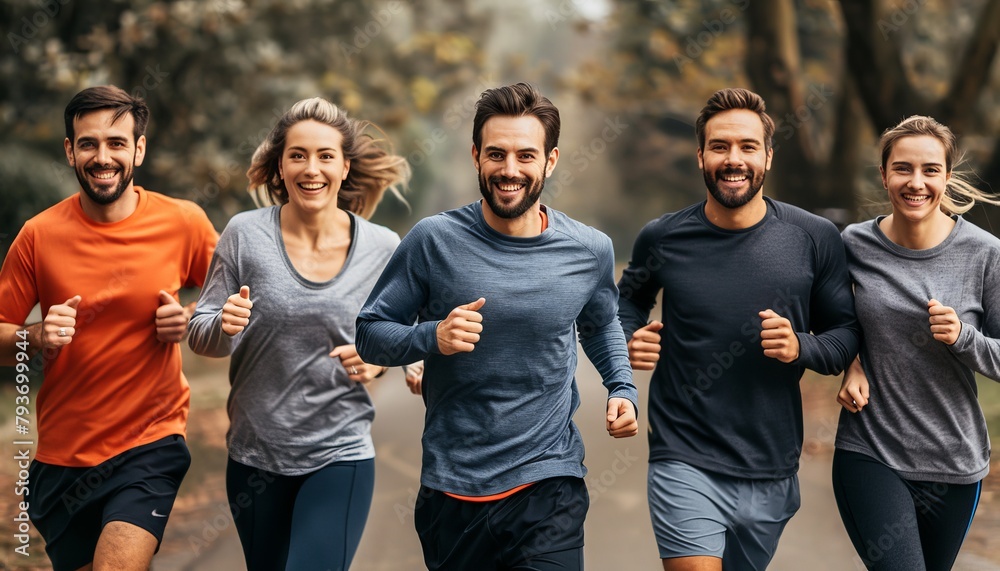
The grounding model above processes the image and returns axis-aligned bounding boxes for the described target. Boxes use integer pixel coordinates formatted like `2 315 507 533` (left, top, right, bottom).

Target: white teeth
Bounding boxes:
300 183 325 190
722 175 746 182
498 184 523 192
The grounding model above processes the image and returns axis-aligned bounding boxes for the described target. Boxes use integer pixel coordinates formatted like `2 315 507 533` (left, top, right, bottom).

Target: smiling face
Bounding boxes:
278 120 350 214
881 135 951 226
473 115 557 222
697 109 773 210
64 108 146 206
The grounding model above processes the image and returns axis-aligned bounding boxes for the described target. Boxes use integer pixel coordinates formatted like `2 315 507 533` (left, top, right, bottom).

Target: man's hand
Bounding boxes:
759 309 799 363
222 286 253 336
607 397 638 438
928 299 961 346
330 344 386 385
156 291 193 343
436 298 485 355
837 357 870 413
43 295 81 350
404 361 424 395
628 321 663 371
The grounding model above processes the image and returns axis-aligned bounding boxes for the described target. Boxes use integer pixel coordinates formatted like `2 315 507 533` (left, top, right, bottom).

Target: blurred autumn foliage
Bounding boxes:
2 0 1000 255
572 0 1000 232
1 0 489 235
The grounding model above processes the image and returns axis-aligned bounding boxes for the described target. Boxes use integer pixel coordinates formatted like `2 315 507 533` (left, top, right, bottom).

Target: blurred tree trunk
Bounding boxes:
747 0 1000 226
746 0 857 222
841 0 1000 133
841 0 1000 183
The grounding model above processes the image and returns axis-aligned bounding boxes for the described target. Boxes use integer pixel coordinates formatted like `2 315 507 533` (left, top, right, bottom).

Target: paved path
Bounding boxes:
150 351 1000 571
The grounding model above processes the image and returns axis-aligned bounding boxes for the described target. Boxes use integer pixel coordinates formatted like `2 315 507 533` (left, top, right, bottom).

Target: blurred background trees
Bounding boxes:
3 0 999 256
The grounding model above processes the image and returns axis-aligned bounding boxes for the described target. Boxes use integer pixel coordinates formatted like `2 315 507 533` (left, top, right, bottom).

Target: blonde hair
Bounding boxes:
879 115 1000 215
247 97 410 219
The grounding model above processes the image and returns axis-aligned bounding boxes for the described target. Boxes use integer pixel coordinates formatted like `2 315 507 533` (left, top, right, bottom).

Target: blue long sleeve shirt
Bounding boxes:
356 201 637 496
618 198 860 479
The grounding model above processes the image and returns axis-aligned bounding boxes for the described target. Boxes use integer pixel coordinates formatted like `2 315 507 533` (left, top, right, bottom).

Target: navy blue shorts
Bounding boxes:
415 476 589 571
28 435 191 571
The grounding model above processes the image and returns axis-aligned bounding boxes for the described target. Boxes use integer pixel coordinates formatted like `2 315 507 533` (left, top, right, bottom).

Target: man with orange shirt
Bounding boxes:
0 85 217 571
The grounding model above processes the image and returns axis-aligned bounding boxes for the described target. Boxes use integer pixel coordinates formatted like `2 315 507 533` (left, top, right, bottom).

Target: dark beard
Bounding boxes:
704 166 765 209
74 159 134 206
478 173 544 219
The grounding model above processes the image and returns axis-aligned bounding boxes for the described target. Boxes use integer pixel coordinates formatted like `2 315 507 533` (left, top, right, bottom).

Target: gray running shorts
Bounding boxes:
647 459 800 570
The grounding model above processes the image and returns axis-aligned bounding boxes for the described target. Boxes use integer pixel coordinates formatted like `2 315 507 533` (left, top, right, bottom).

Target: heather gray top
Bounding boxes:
188 206 399 475
837 216 1000 484
356 201 637 496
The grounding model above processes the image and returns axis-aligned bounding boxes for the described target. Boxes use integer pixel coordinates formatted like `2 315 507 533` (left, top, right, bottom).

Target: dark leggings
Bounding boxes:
226 457 375 571
832 449 981 571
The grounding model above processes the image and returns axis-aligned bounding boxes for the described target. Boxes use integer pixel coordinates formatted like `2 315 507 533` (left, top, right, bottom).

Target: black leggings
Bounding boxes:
832 449 981 571
226 457 375 571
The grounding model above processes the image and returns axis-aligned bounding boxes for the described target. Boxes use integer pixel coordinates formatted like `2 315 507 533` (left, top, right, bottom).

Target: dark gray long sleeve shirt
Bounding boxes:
356 201 637 496
619 198 860 479
836 216 1000 484
188 206 399 475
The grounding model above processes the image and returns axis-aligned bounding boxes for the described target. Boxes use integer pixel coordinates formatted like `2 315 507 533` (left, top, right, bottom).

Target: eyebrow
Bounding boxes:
286 146 339 154
483 145 540 154
891 160 944 168
76 135 130 144
707 137 761 146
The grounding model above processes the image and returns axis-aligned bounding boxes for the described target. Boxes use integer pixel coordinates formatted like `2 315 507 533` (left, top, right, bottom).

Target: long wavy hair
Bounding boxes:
247 97 410 219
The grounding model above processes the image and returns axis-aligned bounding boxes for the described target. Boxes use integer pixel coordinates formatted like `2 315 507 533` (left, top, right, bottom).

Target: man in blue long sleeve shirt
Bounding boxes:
357 83 638 571
618 88 860 571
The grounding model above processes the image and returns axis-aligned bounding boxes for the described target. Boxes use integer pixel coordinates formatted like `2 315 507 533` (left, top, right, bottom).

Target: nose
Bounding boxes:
724 146 744 166
95 143 111 165
304 156 320 175
500 155 519 178
908 171 925 190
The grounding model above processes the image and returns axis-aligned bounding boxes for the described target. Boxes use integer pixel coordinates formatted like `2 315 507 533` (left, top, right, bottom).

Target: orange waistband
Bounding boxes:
443 482 535 502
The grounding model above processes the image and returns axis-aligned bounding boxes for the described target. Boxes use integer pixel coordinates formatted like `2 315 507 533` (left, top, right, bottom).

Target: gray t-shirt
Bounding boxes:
189 206 400 475
837 216 1000 484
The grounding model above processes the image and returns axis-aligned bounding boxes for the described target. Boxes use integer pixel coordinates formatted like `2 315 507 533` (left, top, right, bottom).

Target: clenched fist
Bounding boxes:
222 286 253 336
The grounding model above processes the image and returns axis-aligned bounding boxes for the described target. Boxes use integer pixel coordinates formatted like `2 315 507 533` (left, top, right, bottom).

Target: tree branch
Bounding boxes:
938 0 1000 133
839 0 928 131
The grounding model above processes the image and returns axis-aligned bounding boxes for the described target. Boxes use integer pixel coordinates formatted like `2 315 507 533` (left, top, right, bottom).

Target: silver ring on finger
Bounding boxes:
58 327 67 337
350 366 358 375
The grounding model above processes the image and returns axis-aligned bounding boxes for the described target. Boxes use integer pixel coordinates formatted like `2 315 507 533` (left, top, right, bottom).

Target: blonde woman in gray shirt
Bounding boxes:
834 115 1000 571
188 97 410 571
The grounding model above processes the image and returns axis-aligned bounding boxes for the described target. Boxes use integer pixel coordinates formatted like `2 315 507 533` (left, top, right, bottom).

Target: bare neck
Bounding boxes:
481 200 543 237
280 204 350 249
879 211 955 250
703 194 767 230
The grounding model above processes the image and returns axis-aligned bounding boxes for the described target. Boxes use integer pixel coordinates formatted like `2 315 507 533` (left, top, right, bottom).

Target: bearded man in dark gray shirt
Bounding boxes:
619 87 860 571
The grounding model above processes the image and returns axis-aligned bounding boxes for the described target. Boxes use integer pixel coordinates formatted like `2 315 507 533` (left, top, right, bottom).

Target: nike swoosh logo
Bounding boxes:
151 509 169 518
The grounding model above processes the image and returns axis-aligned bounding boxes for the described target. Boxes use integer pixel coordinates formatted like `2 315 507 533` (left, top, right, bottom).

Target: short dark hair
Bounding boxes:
695 88 774 151
472 83 560 157
64 85 150 142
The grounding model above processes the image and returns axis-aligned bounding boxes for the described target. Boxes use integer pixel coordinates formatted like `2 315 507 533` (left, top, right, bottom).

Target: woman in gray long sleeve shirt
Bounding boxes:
187 97 410 571
833 116 1000 571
